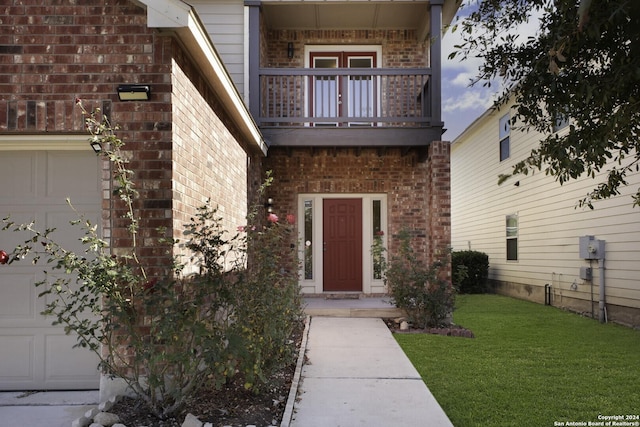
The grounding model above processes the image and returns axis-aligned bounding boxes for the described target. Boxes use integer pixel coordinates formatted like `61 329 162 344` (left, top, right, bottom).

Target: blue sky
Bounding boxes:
440 6 541 141
440 9 496 142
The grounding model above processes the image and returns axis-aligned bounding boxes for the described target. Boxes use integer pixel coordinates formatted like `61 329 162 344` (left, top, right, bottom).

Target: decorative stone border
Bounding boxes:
71 315 311 427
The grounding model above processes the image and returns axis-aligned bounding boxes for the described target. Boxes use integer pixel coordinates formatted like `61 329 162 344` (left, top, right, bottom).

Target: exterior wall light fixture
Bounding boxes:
266 197 274 213
90 139 102 153
117 84 151 101
287 42 294 59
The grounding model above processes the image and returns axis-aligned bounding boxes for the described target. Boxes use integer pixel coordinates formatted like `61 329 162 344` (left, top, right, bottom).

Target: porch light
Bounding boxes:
117 84 151 101
287 42 294 59
90 140 102 153
266 197 274 213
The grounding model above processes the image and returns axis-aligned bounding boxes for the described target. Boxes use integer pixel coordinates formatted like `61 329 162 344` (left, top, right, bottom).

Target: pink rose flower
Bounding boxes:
286 214 295 224
267 213 279 223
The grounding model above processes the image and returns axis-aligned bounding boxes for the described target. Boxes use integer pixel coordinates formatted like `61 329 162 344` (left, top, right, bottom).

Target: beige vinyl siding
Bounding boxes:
191 0 245 97
452 101 640 315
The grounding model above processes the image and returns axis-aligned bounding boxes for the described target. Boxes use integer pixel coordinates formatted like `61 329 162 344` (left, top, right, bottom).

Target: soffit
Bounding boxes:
261 2 431 30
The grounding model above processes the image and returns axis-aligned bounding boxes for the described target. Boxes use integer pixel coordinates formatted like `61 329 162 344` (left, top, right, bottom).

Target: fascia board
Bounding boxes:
136 0 267 156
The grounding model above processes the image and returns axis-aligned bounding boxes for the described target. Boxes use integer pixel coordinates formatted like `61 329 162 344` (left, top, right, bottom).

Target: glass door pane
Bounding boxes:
348 56 374 121
312 56 339 123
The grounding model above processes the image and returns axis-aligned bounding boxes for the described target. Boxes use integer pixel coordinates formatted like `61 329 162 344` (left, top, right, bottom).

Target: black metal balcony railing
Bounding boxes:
258 68 432 128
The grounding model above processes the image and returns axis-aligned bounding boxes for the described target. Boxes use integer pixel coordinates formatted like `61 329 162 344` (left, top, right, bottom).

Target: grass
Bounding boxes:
396 294 640 427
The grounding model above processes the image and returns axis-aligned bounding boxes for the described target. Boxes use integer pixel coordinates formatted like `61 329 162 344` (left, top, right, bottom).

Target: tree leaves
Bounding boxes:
455 0 640 206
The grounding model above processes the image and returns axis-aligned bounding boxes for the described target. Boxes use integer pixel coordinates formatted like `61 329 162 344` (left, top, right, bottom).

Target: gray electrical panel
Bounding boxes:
580 266 592 280
579 235 605 260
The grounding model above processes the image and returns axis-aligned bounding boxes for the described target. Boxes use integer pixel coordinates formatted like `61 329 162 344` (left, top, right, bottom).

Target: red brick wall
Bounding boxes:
263 145 451 279
0 0 261 277
171 47 257 253
263 29 427 68
0 0 174 274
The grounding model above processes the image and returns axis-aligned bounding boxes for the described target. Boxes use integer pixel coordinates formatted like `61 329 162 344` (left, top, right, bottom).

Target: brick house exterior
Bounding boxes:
0 0 454 390
0 0 265 275
0 0 265 391
250 2 454 293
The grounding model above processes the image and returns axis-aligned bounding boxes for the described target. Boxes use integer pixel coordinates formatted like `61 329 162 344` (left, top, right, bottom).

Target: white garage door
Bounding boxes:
0 149 101 390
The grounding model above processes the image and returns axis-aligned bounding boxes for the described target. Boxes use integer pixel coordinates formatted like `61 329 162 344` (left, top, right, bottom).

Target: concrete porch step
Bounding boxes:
303 296 405 318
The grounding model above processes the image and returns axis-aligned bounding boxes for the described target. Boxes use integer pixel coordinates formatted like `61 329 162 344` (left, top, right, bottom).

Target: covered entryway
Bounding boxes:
298 194 387 295
322 198 363 292
0 145 101 390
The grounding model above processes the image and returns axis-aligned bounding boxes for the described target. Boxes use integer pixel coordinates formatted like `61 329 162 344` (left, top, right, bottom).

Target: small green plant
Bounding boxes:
378 230 455 328
451 250 489 294
1 101 302 418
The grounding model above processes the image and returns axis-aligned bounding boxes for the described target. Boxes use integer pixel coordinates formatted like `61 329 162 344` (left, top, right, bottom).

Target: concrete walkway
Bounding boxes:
0 390 99 427
290 317 453 427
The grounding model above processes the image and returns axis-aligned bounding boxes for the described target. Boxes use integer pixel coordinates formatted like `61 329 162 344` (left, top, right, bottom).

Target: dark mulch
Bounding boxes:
109 321 304 427
110 373 292 427
383 317 475 338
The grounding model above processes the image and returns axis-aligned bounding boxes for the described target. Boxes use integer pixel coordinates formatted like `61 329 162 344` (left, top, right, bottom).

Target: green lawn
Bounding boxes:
396 294 640 427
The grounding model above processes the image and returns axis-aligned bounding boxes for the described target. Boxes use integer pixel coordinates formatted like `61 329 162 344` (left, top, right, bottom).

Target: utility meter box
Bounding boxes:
580 266 592 280
579 235 605 260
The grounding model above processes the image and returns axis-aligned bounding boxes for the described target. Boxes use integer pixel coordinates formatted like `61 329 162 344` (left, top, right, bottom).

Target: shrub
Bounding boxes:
0 102 302 418
452 250 490 294
378 230 455 329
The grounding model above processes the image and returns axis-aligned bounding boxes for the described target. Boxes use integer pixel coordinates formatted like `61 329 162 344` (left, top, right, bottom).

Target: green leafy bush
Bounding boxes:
378 230 455 329
0 102 302 418
452 250 490 294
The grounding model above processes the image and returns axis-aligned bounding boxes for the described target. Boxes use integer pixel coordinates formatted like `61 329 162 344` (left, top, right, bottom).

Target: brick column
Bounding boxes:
427 140 451 278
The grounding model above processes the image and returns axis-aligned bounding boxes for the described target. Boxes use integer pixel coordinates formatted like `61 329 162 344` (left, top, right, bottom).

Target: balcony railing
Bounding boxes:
258 68 433 128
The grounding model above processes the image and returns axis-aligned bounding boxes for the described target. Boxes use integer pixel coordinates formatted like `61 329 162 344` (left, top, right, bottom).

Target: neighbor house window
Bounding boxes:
506 214 518 261
553 114 569 132
499 113 510 161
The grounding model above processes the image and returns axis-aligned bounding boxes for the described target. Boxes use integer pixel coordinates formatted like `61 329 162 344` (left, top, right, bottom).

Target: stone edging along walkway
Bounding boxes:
72 315 311 427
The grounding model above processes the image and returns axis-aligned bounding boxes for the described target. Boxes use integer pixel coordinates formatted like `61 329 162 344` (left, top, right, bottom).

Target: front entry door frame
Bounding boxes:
297 193 387 294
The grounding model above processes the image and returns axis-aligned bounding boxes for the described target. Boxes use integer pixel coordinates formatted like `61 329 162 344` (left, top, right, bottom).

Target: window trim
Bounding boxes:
499 113 510 162
506 214 518 261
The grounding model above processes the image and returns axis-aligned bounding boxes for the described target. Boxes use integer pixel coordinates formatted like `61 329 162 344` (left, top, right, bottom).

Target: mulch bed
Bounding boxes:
384 318 475 338
108 321 304 427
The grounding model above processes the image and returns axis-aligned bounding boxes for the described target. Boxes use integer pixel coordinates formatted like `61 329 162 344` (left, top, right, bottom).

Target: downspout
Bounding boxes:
599 256 607 323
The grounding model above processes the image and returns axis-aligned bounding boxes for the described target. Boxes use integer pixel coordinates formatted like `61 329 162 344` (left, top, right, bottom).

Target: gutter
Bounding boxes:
134 0 267 156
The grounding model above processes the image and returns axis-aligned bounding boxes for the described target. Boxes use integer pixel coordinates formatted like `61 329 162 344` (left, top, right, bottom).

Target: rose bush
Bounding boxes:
1 101 302 419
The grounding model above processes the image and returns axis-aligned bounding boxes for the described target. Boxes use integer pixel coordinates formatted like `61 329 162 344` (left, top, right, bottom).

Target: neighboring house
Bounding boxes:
451 100 640 328
0 0 456 392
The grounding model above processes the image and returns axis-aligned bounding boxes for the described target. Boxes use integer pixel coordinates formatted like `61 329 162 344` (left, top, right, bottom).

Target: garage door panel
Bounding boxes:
0 335 35 383
0 152 36 199
45 210 101 253
46 152 101 201
0 149 101 390
45 334 100 386
0 272 36 321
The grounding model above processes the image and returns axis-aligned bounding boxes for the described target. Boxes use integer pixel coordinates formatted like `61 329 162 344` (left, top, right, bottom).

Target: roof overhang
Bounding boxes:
134 0 267 156
261 0 460 42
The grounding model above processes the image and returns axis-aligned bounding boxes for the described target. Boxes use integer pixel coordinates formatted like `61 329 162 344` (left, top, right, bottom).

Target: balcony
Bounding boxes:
257 67 442 147
246 1 454 148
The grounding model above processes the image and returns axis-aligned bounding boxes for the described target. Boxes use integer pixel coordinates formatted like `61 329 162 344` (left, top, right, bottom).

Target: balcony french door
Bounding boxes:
310 51 377 126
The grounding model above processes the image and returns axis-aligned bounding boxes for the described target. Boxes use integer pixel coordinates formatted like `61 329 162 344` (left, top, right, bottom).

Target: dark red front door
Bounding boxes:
323 198 363 291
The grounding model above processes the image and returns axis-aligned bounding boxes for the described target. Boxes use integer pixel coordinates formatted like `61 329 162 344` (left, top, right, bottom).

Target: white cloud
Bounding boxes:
450 71 477 87
440 4 544 140
443 89 494 113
